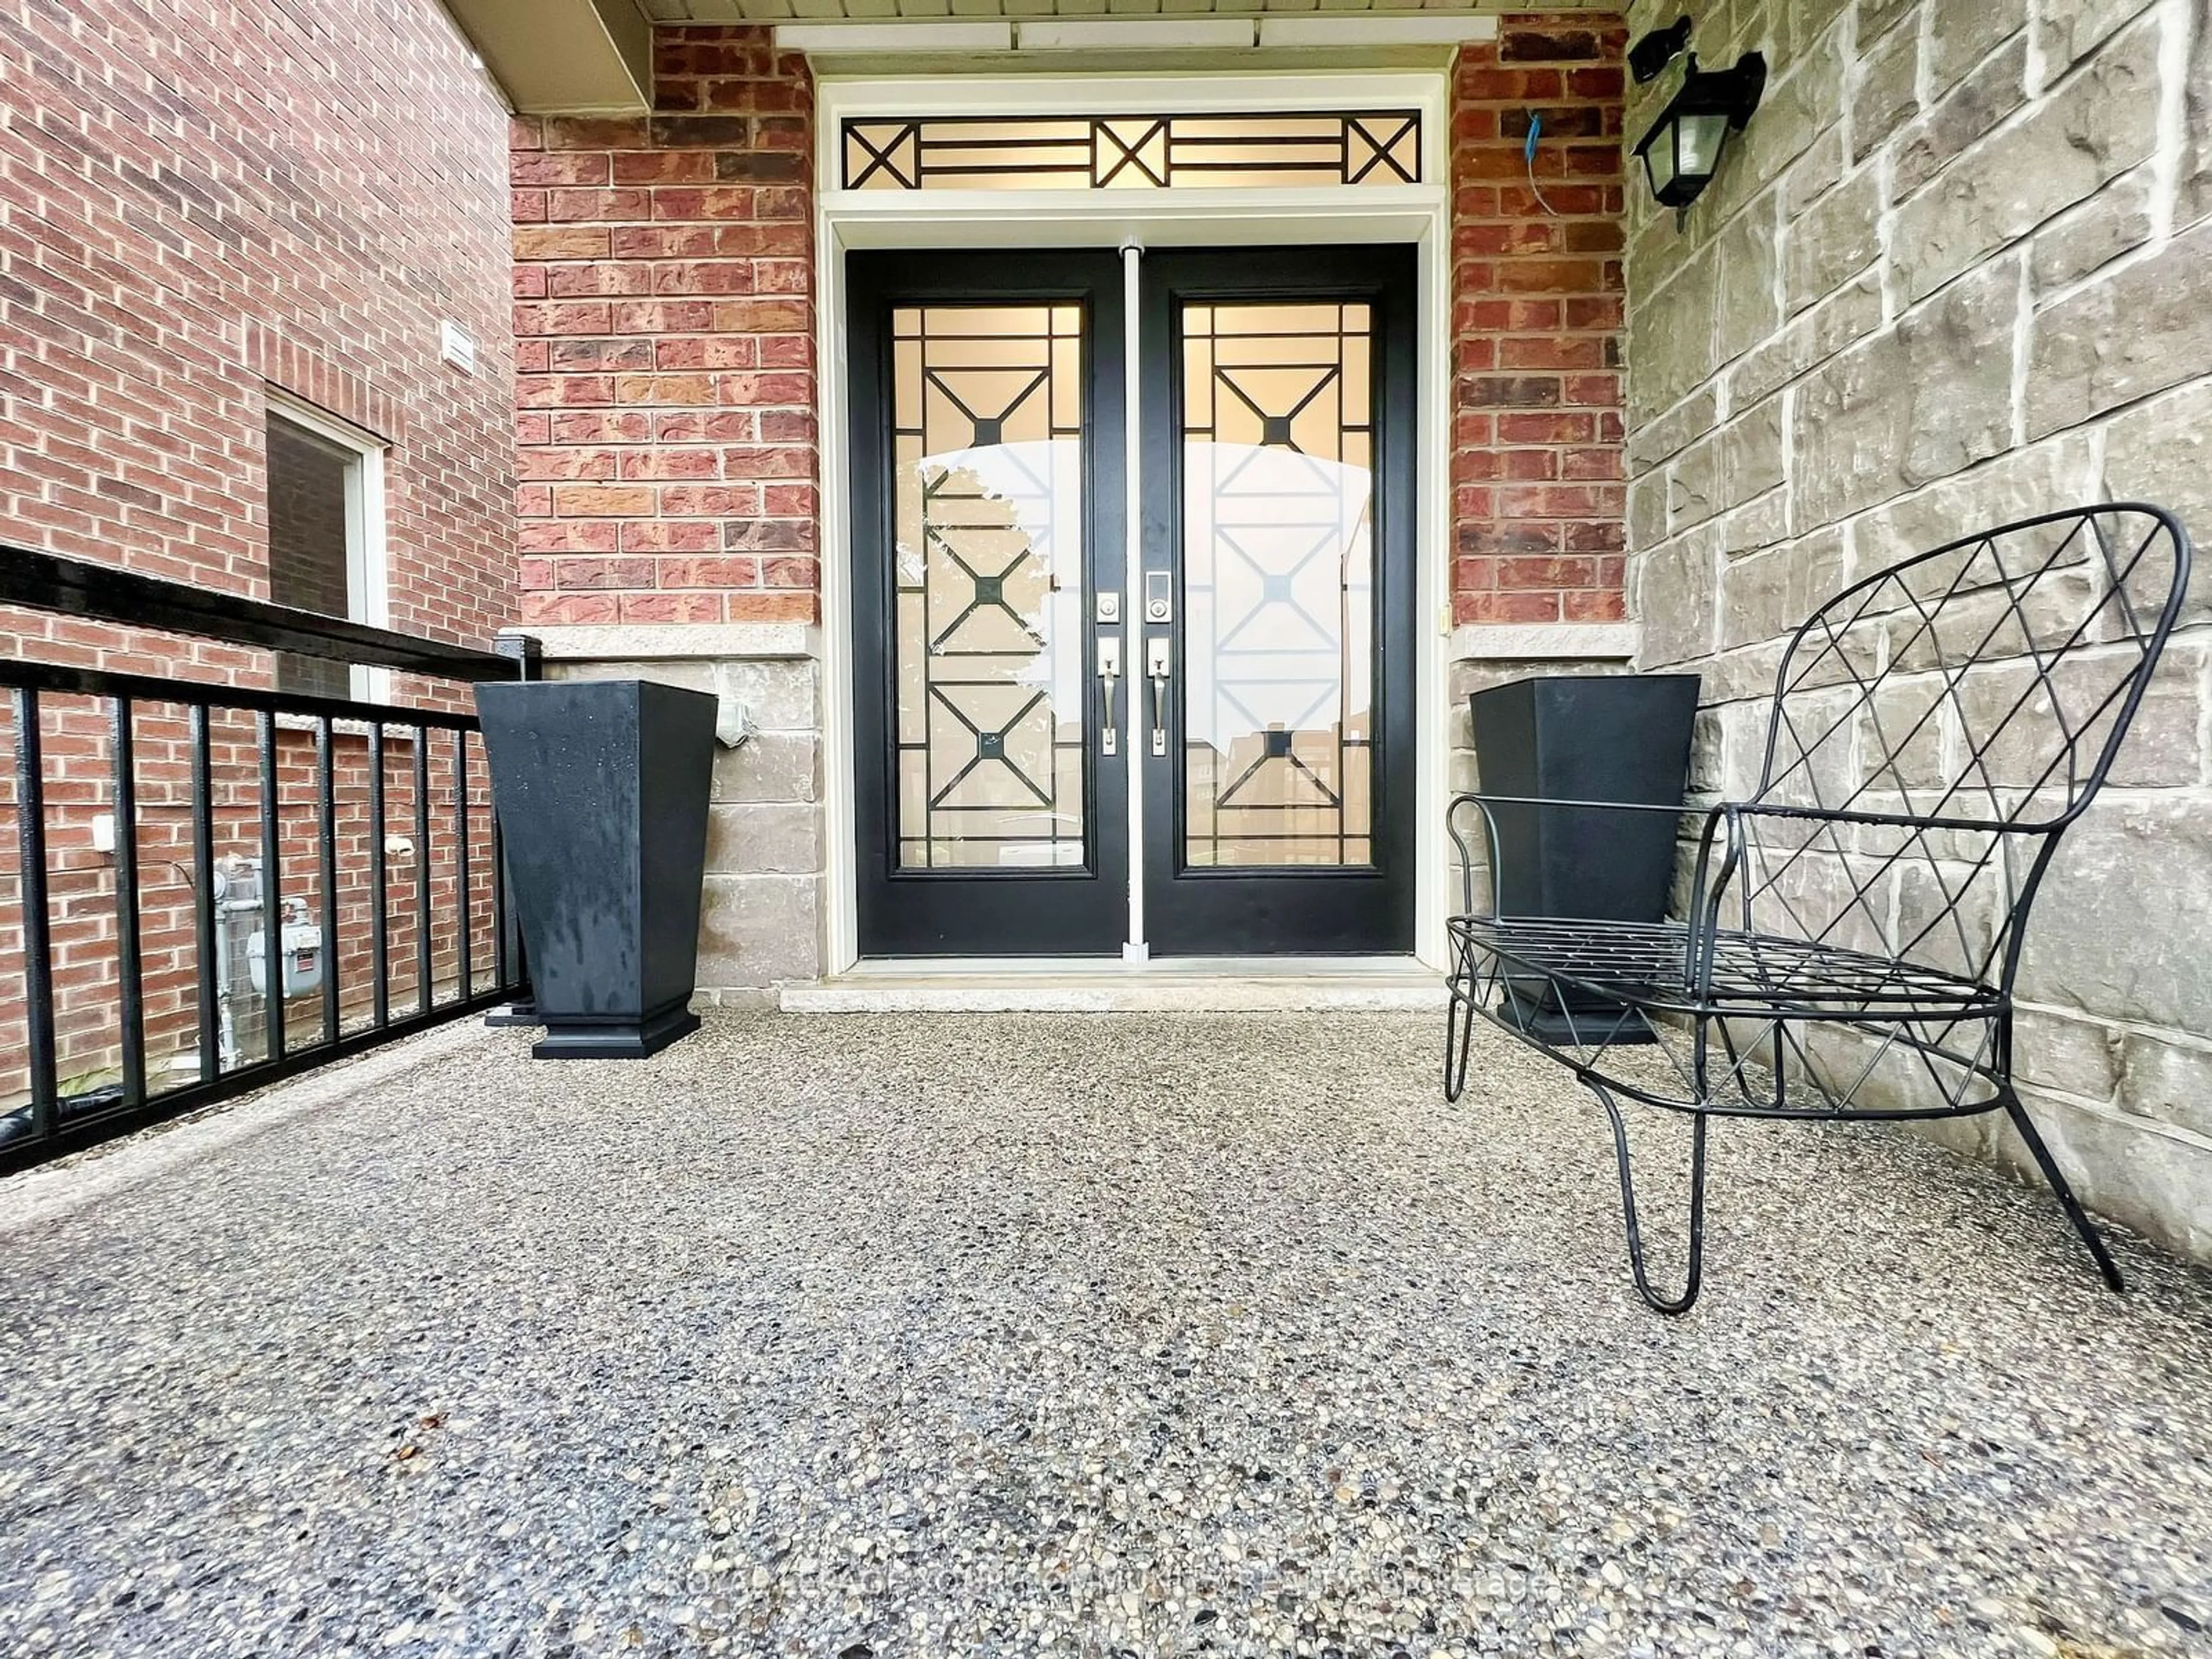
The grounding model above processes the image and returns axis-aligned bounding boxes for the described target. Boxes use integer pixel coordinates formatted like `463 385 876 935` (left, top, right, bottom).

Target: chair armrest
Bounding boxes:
1729 800 2027 834
1446 791 1725 919
1449 791 1715 812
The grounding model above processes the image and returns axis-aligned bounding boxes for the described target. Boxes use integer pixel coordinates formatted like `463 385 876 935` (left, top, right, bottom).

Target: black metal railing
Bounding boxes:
0 544 539 1171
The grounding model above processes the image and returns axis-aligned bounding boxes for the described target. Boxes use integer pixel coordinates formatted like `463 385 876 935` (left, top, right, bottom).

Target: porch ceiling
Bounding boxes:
641 0 1614 16
456 0 1609 111
445 0 654 112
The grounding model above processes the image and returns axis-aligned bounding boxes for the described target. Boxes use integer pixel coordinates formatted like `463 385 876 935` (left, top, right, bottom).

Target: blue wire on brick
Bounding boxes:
1524 111 1562 217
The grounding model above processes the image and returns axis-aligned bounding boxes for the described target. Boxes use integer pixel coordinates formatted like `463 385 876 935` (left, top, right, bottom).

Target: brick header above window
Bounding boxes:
246 325 402 443
1449 14 1629 626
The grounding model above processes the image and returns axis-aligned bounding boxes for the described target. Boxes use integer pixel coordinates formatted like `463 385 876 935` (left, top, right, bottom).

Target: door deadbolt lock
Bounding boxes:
1144 571 1172 623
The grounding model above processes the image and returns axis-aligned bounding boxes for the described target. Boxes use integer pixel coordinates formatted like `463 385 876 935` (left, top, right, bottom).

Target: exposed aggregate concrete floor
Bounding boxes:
2 1011 2210 1659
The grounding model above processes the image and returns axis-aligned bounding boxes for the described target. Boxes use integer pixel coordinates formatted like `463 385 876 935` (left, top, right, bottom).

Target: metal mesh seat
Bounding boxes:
1443 505 2194 1314
1450 916 2002 1020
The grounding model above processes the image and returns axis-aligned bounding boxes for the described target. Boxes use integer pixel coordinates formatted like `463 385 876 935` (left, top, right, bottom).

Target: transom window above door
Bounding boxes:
841 110 1423 191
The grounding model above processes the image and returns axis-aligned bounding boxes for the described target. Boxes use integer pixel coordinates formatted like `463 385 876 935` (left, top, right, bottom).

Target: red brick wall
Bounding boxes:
509 27 817 628
507 21 1620 632
0 0 519 660
1450 15 1629 625
0 0 517 1109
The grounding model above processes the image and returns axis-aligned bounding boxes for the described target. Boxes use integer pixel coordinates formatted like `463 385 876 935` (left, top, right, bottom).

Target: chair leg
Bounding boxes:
2001 1092 2125 1293
1444 969 1478 1104
1589 1080 1709 1316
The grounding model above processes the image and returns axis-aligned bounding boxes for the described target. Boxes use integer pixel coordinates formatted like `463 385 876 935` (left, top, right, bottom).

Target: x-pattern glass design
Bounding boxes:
1443 506 2191 1310
892 305 1086 871
843 112 1421 192
1181 301 1375 869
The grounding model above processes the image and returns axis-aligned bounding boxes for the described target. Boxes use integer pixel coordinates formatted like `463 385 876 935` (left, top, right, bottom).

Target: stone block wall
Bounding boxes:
1622 0 2212 1257
533 629 822 1000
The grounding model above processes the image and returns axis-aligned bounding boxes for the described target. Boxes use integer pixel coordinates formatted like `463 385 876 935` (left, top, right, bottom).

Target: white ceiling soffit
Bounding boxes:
1020 17 1258 48
445 0 654 113
647 0 1609 17
775 12 1501 60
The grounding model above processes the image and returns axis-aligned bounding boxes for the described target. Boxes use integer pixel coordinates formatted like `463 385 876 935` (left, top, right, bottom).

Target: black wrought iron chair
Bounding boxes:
1444 504 2194 1314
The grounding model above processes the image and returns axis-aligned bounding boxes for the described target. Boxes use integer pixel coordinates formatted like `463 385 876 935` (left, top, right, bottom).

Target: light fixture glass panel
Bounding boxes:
1675 111 1730 180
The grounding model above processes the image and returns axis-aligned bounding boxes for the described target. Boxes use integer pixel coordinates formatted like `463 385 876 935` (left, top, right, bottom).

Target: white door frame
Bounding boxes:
815 71 1452 975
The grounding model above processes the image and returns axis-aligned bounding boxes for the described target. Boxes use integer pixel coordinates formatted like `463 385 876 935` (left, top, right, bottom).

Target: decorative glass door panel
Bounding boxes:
849 252 1128 957
840 111 1423 192
1181 301 1376 869
891 304 1087 870
1139 248 1416 956
850 245 1410 960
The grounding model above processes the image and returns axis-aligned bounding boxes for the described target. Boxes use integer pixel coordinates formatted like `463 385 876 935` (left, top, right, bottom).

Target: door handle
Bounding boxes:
1146 635 1171 757
1097 637 1120 757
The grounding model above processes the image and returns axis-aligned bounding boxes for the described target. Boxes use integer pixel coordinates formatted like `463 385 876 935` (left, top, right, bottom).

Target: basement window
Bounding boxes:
265 395 386 700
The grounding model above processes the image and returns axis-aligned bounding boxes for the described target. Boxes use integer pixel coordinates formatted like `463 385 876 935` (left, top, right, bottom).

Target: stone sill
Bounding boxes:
522 621 1637 667
1449 622 1640 662
516 623 819 664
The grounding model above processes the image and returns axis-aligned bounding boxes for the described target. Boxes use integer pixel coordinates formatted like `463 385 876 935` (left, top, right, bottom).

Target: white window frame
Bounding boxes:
264 388 390 702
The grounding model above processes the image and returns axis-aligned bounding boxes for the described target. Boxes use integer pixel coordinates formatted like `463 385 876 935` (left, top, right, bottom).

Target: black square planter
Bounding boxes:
475 679 718 1059
1470 672 1701 1043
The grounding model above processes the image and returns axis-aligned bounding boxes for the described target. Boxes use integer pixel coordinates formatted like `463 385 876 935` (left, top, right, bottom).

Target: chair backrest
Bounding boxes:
1732 503 2192 991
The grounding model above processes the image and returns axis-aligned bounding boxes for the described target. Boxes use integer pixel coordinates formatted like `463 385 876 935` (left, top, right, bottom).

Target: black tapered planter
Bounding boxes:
1470 672 1701 1043
475 679 718 1059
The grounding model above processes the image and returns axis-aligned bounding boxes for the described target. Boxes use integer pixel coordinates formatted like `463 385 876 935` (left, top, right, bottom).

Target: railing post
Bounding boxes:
256 710 286 1065
493 630 544 683
12 688 59 1141
411 724 431 1016
189 702 219 1084
316 716 340 1048
109 697 146 1112
484 630 541 1027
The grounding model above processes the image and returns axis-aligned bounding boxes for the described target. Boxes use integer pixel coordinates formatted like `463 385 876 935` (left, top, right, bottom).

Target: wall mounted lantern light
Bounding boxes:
1631 50 1767 214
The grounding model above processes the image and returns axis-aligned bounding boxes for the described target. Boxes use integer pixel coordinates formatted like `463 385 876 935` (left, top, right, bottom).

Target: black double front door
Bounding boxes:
849 245 1415 957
